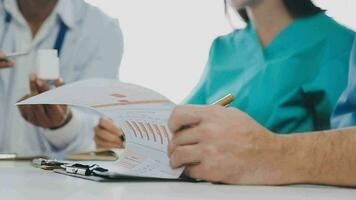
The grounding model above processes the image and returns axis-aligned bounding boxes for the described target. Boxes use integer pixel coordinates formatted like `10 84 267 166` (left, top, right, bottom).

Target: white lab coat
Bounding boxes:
0 0 124 158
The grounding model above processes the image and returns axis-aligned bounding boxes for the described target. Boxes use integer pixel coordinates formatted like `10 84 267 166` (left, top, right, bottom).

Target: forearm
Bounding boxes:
281 128 356 187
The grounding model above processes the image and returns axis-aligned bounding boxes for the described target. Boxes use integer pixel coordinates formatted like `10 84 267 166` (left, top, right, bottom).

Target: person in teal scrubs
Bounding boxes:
92 0 355 149
186 0 355 133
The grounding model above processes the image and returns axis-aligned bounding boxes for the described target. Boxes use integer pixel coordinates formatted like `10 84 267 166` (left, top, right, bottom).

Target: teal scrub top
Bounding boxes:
186 13 355 134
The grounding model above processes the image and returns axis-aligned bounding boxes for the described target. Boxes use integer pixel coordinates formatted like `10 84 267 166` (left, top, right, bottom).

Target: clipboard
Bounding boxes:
53 168 190 182
66 149 121 161
32 158 196 182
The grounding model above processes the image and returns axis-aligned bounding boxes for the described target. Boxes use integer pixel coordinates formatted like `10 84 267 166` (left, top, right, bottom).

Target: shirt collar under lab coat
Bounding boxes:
2 0 86 29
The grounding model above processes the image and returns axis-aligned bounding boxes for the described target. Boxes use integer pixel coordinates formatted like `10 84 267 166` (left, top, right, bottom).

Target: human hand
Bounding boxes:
18 74 72 129
0 51 15 69
168 105 294 185
95 118 125 149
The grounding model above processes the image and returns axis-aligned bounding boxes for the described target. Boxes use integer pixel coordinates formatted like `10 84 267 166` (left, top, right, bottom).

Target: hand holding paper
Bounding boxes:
17 74 72 129
0 51 15 69
17 78 184 179
95 118 125 149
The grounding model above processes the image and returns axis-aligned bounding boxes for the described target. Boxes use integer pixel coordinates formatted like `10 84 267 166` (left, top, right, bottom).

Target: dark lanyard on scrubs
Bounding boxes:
2 11 68 56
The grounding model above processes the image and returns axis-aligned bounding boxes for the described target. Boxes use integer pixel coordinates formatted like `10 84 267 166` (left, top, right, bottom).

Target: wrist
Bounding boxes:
277 134 315 185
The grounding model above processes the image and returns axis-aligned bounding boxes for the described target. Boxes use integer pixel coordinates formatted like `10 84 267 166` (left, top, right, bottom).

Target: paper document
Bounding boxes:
17 78 183 179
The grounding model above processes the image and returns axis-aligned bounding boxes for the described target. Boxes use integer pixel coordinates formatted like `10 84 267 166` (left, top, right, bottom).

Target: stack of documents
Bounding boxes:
18 78 184 180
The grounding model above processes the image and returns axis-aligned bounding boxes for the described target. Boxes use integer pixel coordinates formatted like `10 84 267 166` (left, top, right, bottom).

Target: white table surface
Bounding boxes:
1 161 356 200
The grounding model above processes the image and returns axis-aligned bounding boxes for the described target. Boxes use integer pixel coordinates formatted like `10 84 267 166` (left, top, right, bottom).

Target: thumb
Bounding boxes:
168 105 204 133
54 78 65 87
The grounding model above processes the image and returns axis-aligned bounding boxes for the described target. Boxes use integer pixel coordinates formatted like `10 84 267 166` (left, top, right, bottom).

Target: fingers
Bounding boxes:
95 138 123 149
19 103 68 129
36 78 50 93
99 118 124 136
184 164 207 181
29 74 40 96
18 105 46 128
18 74 68 129
96 119 124 144
29 73 66 123
45 104 66 119
168 126 202 155
18 95 33 122
168 105 204 133
30 73 58 94
18 103 49 128
17 95 36 124
30 73 65 92
36 74 65 120
32 104 50 128
19 106 33 122
169 144 202 168
54 78 64 87
0 51 6 58
0 60 14 68
35 78 64 117
0 52 14 69
28 75 52 127
94 125 124 149
95 125 123 144
95 135 124 149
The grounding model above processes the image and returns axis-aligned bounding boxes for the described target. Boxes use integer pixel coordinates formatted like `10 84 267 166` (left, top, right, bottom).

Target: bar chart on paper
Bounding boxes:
100 104 175 153
125 120 170 145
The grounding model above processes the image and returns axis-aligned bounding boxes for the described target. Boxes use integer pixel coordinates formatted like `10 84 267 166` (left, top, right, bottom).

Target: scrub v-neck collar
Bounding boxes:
247 12 327 60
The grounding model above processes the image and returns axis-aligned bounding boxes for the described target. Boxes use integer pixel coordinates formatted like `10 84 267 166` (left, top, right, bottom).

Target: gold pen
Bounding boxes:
212 93 234 107
176 94 235 131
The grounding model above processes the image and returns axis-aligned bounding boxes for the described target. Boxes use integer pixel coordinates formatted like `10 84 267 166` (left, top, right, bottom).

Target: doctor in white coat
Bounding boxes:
0 0 123 158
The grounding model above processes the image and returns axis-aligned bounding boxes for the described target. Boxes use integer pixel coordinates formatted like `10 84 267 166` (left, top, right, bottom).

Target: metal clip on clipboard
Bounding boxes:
64 164 108 176
32 158 108 176
32 158 66 170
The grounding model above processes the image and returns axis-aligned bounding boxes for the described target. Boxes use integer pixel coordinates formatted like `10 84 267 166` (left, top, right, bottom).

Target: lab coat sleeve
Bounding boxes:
184 38 220 105
331 38 356 128
42 19 124 157
42 108 97 158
